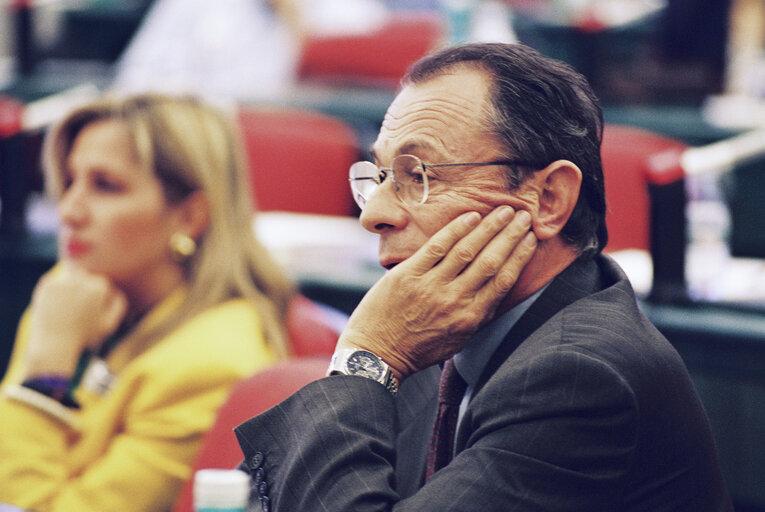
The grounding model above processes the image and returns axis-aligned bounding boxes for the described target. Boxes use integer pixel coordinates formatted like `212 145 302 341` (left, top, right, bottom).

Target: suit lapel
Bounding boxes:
453 256 612 457
473 256 606 395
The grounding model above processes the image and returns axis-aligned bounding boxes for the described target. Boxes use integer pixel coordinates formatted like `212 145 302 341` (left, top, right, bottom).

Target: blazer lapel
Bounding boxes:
450 257 607 454
468 256 609 424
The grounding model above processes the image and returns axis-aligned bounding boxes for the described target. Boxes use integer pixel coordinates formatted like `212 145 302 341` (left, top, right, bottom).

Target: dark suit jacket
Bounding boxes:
235 255 732 511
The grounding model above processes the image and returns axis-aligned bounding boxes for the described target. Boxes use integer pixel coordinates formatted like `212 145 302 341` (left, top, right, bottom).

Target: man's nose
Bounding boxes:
359 180 408 234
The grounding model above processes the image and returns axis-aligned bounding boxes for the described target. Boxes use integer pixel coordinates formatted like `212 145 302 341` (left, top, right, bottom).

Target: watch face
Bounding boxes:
346 350 385 380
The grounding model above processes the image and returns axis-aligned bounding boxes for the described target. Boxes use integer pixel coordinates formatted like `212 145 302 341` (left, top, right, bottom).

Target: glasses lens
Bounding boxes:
392 155 427 205
349 161 381 208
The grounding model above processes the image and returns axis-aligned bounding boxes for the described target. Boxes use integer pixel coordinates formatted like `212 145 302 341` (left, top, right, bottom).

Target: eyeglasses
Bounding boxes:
349 154 544 209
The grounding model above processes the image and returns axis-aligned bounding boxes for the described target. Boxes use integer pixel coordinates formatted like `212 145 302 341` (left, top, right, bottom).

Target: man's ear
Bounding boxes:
531 160 582 241
174 190 210 240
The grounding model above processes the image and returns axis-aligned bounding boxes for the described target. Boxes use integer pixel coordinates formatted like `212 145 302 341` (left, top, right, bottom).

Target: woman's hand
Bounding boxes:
336 206 537 381
23 264 128 378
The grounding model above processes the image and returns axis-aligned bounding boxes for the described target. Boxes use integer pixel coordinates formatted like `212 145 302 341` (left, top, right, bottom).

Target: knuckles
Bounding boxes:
451 244 476 266
494 268 520 293
476 254 502 277
424 240 451 260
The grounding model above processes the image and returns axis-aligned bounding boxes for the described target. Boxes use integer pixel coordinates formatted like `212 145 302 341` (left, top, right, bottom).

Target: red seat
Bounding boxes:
286 294 341 357
297 12 444 88
0 94 24 138
171 294 340 512
171 357 330 512
237 106 359 216
601 124 688 253
600 124 689 301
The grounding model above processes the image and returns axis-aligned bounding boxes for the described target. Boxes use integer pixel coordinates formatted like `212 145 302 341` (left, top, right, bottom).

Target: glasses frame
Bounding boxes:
349 154 546 209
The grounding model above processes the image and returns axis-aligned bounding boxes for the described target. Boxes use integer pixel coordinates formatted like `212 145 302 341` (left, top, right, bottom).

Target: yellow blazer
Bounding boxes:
0 287 276 512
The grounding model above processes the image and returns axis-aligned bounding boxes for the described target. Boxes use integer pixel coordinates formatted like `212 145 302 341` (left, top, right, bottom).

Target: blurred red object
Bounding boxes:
286 294 341 357
237 106 359 216
601 124 687 254
171 357 330 512
0 95 24 138
297 12 445 88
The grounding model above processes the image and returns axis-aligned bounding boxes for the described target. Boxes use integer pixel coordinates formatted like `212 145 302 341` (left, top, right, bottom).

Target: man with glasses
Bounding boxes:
235 42 732 511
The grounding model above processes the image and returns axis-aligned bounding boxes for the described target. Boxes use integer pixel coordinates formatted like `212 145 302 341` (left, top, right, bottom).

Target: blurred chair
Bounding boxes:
171 293 341 512
286 294 342 357
600 124 689 302
171 356 330 512
296 12 444 88
237 106 360 216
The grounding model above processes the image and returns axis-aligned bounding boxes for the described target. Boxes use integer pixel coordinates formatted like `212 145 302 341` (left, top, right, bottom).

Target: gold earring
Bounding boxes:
169 233 196 263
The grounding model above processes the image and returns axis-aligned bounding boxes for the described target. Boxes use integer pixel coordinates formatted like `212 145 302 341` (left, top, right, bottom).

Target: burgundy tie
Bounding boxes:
425 358 468 481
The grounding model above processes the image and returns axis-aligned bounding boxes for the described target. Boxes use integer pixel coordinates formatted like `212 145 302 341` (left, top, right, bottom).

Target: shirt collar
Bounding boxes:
454 285 548 388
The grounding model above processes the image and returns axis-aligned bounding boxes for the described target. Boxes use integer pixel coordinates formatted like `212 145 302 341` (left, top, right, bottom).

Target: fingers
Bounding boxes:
473 231 536 307
437 206 531 279
453 207 533 285
405 211 482 274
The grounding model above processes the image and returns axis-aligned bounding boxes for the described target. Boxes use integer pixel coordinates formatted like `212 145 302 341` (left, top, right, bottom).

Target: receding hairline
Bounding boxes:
398 60 501 148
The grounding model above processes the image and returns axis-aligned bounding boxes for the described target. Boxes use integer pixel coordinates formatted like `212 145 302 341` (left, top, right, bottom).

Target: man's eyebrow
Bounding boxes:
369 139 437 164
399 141 432 156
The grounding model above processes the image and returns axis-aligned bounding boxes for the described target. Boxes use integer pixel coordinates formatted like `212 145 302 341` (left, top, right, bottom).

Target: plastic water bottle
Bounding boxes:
193 469 249 512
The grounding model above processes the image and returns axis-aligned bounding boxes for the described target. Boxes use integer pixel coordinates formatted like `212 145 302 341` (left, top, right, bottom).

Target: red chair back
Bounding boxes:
287 294 341 357
237 106 359 216
297 12 444 88
601 124 688 253
171 357 330 512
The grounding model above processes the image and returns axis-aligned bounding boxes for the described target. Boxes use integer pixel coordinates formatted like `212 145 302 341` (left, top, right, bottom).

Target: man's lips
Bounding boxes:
379 257 403 270
379 245 411 270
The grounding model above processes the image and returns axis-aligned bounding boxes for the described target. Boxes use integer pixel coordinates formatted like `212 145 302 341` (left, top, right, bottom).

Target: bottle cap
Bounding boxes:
193 468 249 509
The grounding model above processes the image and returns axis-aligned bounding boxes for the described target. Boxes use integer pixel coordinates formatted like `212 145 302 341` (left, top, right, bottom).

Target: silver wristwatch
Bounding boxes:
328 348 398 395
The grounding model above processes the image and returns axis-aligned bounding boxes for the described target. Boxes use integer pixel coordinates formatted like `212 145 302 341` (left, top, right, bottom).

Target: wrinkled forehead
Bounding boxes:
373 69 492 162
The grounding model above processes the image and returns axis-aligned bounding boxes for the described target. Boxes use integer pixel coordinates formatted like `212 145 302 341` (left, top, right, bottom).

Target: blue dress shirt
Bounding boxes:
453 286 548 448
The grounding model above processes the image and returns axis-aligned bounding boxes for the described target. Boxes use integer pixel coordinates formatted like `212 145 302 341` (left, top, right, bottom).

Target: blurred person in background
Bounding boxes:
111 0 391 101
0 93 294 512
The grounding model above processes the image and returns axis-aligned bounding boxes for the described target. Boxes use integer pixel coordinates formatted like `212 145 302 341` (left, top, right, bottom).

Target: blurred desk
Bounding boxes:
639 300 765 510
602 104 740 145
1 62 112 104
254 212 383 314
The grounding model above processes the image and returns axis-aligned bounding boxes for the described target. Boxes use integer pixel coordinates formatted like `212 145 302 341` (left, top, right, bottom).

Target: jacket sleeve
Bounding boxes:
0 303 273 512
234 350 640 512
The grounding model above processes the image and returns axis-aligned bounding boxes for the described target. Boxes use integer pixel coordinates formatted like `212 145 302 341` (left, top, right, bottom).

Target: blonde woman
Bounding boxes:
0 94 294 512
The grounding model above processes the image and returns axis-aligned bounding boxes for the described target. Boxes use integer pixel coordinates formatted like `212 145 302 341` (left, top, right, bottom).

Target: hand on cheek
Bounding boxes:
337 206 537 381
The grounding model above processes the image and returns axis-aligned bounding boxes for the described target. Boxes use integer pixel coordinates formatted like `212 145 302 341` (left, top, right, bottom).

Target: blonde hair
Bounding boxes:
43 93 294 361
